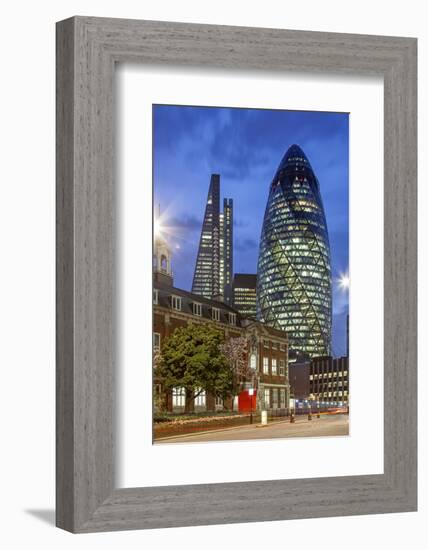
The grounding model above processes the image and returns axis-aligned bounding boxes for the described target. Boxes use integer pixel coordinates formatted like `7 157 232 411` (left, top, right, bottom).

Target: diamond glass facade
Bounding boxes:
256 144 332 356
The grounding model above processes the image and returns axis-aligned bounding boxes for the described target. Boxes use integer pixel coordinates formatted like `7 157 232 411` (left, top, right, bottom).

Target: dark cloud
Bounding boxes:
235 237 258 253
234 218 250 228
169 214 202 232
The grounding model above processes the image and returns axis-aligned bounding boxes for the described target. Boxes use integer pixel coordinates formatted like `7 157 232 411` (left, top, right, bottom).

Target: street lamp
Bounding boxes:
290 397 295 423
308 393 317 419
248 388 254 424
306 399 312 421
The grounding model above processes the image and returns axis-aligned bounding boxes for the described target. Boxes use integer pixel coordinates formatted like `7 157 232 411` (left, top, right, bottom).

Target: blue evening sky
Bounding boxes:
153 105 349 357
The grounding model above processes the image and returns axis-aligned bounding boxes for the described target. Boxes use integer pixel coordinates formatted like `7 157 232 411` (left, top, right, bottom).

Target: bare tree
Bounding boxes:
220 336 250 398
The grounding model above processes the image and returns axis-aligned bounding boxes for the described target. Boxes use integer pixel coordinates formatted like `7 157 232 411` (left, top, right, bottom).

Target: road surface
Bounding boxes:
155 414 349 444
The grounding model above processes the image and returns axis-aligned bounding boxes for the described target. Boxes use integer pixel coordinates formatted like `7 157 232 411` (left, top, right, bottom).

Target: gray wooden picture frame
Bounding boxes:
56 16 417 533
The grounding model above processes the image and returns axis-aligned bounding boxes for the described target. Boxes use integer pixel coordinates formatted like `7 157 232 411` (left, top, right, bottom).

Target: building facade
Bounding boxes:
288 361 310 401
289 355 349 407
310 355 349 406
154 232 289 414
192 174 234 304
256 144 332 357
232 273 257 319
220 198 233 305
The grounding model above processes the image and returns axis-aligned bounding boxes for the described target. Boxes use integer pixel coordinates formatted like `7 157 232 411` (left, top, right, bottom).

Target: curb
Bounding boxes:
154 416 324 441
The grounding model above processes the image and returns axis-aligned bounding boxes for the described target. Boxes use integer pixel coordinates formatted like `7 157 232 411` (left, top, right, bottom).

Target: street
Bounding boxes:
155 413 349 443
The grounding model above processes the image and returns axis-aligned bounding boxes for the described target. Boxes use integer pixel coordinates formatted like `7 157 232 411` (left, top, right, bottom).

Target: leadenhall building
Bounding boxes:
153 229 290 415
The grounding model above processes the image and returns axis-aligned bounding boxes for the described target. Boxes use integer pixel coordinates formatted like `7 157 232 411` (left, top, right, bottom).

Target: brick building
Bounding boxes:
153 232 290 414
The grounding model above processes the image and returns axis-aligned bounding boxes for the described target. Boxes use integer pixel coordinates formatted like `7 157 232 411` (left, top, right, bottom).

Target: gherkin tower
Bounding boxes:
256 144 332 356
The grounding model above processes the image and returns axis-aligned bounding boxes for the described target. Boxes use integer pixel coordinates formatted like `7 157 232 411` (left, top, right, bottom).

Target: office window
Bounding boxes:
212 307 220 321
172 387 185 407
193 302 202 316
271 358 277 375
153 332 161 352
279 359 285 375
171 295 182 311
264 388 271 407
263 357 269 374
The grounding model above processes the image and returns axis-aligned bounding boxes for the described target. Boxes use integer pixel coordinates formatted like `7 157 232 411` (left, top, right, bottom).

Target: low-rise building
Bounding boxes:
153 234 290 414
310 355 349 406
289 355 349 408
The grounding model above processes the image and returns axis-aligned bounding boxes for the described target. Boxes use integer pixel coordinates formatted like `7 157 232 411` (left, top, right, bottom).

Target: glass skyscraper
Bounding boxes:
192 174 233 304
256 144 332 356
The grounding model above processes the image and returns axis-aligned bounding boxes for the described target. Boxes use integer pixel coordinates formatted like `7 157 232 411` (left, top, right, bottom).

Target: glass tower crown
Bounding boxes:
256 144 332 356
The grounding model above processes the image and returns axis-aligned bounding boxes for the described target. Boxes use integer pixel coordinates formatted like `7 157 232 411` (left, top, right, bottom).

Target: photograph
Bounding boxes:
152 104 349 444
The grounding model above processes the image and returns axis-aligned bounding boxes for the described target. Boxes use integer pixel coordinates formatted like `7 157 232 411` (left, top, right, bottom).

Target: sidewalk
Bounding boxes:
154 414 327 442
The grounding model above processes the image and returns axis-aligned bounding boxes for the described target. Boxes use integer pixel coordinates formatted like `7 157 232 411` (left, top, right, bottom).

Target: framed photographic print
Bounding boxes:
56 17 417 532
150 105 350 446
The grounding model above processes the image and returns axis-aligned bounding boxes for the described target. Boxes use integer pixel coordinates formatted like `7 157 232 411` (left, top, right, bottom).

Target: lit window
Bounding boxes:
279 359 285 376
194 388 206 407
172 387 185 407
153 332 161 352
263 357 269 374
171 295 182 311
228 312 236 325
212 308 220 321
193 302 202 316
272 388 278 406
250 354 257 370
280 389 286 407
272 358 277 375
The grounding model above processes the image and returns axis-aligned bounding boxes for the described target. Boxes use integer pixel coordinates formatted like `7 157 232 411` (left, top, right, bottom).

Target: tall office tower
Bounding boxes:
192 174 233 303
232 274 257 318
257 144 332 356
221 198 233 305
